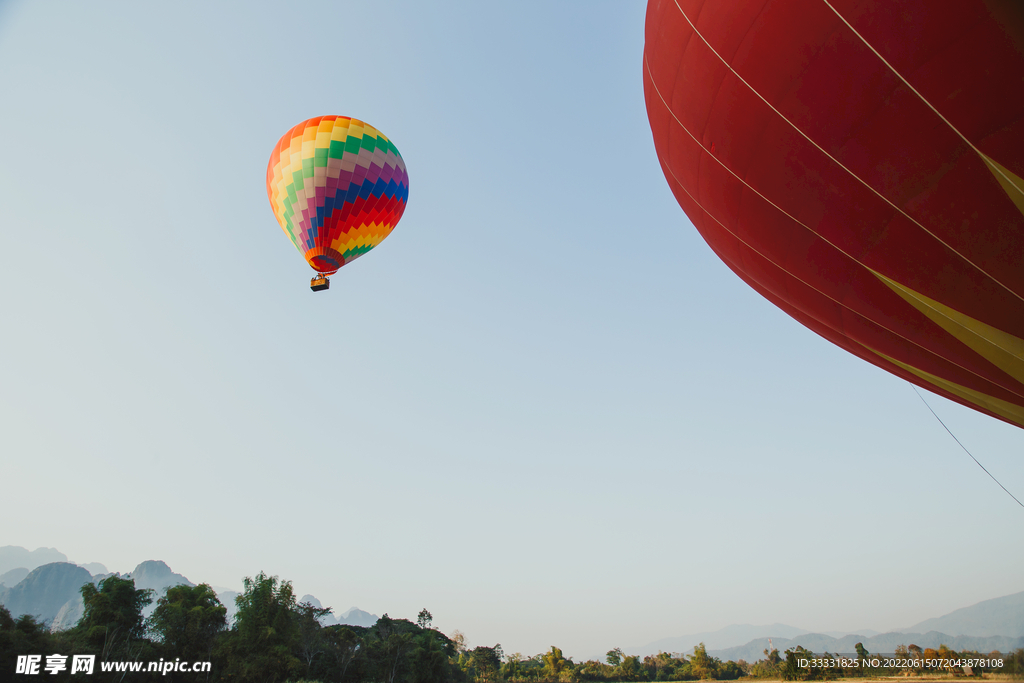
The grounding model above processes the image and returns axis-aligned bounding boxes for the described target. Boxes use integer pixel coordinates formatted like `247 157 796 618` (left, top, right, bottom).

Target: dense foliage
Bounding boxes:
1 574 1019 682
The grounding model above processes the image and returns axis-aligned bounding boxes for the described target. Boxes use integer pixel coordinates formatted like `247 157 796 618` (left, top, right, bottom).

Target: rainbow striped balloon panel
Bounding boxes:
266 116 409 274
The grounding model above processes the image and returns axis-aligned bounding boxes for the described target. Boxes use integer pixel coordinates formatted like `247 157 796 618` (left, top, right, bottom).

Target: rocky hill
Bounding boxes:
0 563 92 625
127 560 194 614
338 607 379 627
295 595 379 628
0 567 30 588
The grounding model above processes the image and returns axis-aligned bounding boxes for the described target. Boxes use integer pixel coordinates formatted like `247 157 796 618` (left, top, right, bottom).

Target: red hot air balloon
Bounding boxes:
644 0 1024 428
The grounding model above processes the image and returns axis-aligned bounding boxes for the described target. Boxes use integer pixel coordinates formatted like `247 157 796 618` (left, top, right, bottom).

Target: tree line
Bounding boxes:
1 572 1021 682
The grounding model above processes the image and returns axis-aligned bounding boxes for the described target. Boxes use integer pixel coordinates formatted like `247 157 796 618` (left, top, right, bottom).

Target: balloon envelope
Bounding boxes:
267 116 409 275
644 0 1024 428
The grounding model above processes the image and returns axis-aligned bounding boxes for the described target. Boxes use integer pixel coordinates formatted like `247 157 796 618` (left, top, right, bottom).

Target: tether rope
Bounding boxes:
912 386 1024 509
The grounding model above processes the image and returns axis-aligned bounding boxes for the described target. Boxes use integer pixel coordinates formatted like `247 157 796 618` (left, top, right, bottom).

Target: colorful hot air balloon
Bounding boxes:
643 0 1024 429
267 116 409 291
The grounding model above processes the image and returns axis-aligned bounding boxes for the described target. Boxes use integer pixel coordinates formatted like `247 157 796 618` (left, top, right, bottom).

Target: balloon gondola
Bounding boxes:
310 273 334 292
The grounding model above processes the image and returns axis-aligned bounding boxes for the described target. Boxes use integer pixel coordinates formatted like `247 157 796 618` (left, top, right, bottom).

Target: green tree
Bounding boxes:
76 575 153 661
641 651 676 681
1001 648 1024 676
221 571 301 683
502 652 526 681
407 624 458 683
294 600 333 675
854 642 869 660
543 646 570 679
321 625 365 683
370 614 417 683
0 607 60 677
575 659 611 682
606 648 624 667
781 649 801 681
718 660 744 680
781 647 818 681
690 643 720 680
618 655 642 681
907 644 923 673
148 583 226 662
749 644 783 678
468 645 502 682
418 609 434 630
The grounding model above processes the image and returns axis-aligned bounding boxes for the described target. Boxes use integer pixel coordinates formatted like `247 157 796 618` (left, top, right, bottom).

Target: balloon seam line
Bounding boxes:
875 272 1024 367
663 0 1024 305
659 135 1024 406
644 53 1024 405
820 0 1024 201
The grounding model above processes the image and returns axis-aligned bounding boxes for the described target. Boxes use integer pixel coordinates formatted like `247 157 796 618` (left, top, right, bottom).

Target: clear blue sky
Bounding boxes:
1 0 1022 659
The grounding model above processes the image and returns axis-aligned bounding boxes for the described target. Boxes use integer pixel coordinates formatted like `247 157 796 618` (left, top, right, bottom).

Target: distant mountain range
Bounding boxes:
627 624 811 656
900 591 1024 638
625 590 1024 660
0 546 69 575
0 546 378 632
299 595 379 628
708 632 1024 663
